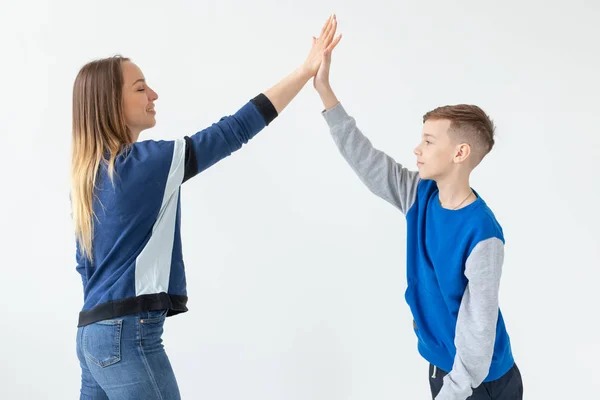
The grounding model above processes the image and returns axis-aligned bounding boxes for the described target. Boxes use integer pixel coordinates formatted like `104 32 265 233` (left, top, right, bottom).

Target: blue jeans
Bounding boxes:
76 309 181 399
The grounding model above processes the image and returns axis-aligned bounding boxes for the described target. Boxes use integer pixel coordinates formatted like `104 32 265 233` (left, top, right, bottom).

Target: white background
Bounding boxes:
1 0 599 398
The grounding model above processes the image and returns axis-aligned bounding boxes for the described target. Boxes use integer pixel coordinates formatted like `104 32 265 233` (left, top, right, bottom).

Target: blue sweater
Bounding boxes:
323 103 514 399
406 180 514 381
75 94 277 327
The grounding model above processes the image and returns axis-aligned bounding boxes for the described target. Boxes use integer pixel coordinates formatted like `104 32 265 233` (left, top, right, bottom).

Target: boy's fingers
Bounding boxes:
327 34 342 51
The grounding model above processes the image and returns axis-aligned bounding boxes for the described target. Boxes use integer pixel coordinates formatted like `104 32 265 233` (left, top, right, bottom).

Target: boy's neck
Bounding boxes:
435 175 475 210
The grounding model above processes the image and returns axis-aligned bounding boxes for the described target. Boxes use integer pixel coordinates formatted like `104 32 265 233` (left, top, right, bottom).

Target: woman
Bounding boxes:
72 15 341 399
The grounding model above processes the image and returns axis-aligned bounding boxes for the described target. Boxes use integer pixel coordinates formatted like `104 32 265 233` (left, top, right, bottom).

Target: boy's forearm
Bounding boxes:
321 103 420 214
317 85 340 110
264 66 313 114
436 237 504 399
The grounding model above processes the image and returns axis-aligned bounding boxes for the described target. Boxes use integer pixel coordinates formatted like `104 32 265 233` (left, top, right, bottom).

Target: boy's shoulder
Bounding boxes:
465 193 505 244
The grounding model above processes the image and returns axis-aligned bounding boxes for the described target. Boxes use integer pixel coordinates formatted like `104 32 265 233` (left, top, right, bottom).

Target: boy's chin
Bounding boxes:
418 170 441 182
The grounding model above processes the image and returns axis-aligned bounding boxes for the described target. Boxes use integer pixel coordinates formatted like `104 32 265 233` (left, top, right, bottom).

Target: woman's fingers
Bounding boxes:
327 18 338 44
314 14 338 58
319 14 333 37
322 15 337 45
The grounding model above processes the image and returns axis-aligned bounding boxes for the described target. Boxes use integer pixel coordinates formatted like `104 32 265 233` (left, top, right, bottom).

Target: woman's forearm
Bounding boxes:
263 66 313 114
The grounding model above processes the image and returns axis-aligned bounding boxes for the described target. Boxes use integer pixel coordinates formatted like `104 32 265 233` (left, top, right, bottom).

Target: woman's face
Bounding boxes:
121 61 158 141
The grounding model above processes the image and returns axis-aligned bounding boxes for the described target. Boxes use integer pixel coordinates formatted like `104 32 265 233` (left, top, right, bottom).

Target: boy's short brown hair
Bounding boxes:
423 104 496 165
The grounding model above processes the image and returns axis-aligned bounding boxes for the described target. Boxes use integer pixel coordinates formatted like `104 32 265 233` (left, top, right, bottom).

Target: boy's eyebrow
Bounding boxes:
423 133 436 139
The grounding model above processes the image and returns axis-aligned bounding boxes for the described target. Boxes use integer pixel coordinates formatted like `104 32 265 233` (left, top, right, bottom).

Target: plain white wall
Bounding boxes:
1 0 599 398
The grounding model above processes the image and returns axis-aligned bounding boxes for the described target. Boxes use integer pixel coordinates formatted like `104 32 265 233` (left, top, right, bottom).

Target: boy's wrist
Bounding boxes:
316 82 332 94
318 87 339 111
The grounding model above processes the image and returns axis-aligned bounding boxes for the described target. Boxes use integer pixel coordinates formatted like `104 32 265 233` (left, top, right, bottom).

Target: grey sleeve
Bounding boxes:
435 237 504 400
322 103 420 215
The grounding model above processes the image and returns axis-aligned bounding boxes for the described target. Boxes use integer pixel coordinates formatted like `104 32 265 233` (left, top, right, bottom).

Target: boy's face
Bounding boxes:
414 119 458 180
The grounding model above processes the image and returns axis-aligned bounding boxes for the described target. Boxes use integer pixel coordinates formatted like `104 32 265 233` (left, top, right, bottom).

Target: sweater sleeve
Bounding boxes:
182 93 278 183
322 102 420 215
435 237 504 400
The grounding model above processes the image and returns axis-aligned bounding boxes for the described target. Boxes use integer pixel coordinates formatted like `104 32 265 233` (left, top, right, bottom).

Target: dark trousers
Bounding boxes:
429 363 523 399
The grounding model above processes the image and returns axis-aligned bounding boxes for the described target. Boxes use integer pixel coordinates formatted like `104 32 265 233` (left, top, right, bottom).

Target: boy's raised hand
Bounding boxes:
313 18 341 93
302 14 342 77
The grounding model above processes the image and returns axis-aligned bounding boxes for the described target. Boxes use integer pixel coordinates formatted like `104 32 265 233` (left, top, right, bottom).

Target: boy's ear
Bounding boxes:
454 143 471 163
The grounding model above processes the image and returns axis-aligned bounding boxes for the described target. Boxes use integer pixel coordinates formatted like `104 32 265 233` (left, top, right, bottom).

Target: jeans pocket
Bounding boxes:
140 310 167 350
140 309 168 324
83 319 123 368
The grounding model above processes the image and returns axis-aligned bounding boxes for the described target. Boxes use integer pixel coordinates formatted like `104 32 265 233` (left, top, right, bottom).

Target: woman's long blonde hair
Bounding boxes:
71 55 131 262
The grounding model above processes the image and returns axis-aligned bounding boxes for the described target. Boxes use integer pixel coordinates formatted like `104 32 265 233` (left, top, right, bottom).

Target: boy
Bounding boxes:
312 49 523 399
